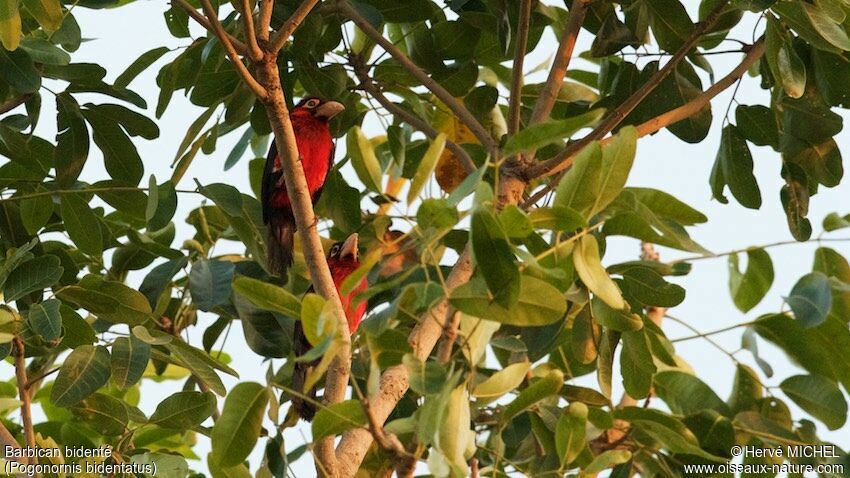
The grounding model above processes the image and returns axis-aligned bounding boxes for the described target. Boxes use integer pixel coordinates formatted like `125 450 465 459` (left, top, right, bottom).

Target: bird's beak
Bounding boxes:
315 100 345 120
340 233 359 261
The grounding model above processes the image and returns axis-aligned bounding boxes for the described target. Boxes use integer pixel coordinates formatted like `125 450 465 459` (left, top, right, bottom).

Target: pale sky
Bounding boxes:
4 1 849 476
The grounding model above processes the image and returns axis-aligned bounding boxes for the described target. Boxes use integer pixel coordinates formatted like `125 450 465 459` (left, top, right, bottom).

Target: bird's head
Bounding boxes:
291 97 345 122
328 233 360 267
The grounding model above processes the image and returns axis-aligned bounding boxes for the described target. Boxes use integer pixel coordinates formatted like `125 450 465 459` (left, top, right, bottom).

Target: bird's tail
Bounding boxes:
291 320 318 421
266 214 295 279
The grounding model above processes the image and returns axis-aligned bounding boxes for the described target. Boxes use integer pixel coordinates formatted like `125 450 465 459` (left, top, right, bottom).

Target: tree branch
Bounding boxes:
521 27 761 209
351 57 476 174
526 0 731 179
508 0 533 136
171 0 249 55
13 338 35 458
194 0 268 100
255 54 350 478
257 0 274 41
270 0 321 53
238 0 263 60
337 1 499 157
528 0 589 126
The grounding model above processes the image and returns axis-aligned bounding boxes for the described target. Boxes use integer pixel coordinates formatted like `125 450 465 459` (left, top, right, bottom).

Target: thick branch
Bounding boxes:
257 0 274 41
270 0 321 53
352 60 476 174
522 36 764 208
195 0 268 100
239 0 263 60
13 339 35 457
527 0 731 179
528 0 589 126
172 0 249 55
338 1 499 157
255 56 350 477
508 0 533 135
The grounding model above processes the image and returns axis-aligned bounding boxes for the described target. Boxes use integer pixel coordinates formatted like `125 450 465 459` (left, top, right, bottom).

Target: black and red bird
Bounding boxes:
262 97 345 278
292 233 368 420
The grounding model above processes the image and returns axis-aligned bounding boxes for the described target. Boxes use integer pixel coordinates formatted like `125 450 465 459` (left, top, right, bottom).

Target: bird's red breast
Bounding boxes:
270 111 335 209
329 261 368 334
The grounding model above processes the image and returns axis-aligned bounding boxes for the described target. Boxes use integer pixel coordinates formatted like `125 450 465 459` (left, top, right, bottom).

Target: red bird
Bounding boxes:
292 233 368 420
262 97 345 277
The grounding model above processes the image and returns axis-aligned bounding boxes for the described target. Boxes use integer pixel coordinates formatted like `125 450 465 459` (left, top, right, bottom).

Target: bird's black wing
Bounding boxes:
261 140 282 224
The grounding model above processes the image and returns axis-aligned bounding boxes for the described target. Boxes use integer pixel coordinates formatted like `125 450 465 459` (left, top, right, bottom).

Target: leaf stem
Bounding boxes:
13 338 36 462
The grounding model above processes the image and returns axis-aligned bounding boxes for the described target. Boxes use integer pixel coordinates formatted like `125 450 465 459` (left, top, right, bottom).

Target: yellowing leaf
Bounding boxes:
407 132 446 204
347 126 383 193
0 0 22 51
436 116 477 193
574 235 625 310
472 362 530 402
21 0 63 32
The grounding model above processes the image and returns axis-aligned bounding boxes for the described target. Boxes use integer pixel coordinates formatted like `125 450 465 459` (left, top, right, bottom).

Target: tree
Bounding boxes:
1 0 849 476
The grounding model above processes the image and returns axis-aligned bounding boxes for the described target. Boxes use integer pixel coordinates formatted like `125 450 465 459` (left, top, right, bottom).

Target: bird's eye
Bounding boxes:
305 99 320 109
330 245 340 256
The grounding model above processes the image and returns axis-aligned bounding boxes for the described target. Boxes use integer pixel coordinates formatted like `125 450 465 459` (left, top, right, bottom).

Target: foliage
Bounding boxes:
1 0 849 477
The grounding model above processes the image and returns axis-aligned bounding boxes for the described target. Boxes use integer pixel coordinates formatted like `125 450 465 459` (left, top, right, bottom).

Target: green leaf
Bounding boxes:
449 275 567 326
635 419 726 462
777 40 807 99
51 344 111 407
502 109 603 156
502 369 564 423
60 193 103 255
772 1 843 53
735 104 779 149
645 0 694 52
20 193 52 235
58 274 152 325
85 103 159 140
471 362 530 402
802 2 850 50
581 450 632 475
312 400 367 440
555 126 637 219
620 328 656 399
72 393 128 436
54 93 90 186
232 276 301 318
812 49 850 107
403 354 447 395
407 132 446 204
60 304 95 348
654 371 731 417
211 382 268 468
785 272 832 328
83 106 144 185
728 364 763 413
19 38 69 65
3 255 62 302
347 126 383 193
0 48 39 93
110 336 150 389
591 297 642 332
711 125 761 209
0 0 22 51
813 247 850 321
20 0 62 32
27 298 62 341
728 248 774 312
471 208 518 308
149 391 216 429
619 267 686 308
190 259 235 312
165 341 229 395
115 46 170 89
780 374 847 430
555 402 588 467
417 198 459 231
574 235 625 310
146 177 178 231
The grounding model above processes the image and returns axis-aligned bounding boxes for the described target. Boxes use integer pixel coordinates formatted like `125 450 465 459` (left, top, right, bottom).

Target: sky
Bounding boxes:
3 1 849 476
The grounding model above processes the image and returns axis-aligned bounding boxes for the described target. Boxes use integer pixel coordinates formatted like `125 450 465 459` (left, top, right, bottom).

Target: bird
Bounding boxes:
262 97 345 279
291 232 368 421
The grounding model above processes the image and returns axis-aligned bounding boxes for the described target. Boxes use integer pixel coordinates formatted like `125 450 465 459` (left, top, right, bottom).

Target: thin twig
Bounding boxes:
351 57 476 174
528 0 589 126
24 366 60 390
239 0 263 60
270 0 321 53
171 0 249 55
0 186 199 203
337 1 499 157
196 0 268 99
671 321 754 343
526 0 732 179
670 232 848 264
508 0 533 136
522 34 763 208
13 339 35 458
